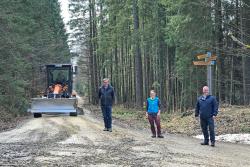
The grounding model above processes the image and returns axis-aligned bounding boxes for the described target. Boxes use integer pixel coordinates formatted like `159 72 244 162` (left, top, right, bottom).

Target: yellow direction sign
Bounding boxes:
194 53 217 66
193 61 210 66
197 54 217 60
194 51 215 95
196 54 207 59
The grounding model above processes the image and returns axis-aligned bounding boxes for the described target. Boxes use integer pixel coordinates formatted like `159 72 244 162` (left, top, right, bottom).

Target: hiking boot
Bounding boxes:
108 128 112 132
211 142 215 147
200 142 209 145
158 135 164 138
151 135 156 138
103 128 108 131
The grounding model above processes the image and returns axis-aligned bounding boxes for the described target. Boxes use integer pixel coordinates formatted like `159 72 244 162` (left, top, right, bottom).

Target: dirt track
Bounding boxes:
0 109 250 167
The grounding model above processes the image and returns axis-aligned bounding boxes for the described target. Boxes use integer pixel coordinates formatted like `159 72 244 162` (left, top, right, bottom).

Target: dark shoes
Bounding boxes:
200 141 215 147
158 135 164 138
103 128 112 132
200 142 209 145
151 135 164 138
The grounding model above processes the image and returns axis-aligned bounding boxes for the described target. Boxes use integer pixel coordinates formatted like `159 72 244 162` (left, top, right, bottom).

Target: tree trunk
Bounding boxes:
215 0 225 103
132 0 143 108
240 0 246 105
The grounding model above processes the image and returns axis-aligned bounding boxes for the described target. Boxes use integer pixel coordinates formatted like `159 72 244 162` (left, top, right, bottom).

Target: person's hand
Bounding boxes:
213 116 216 120
157 110 161 116
157 112 160 117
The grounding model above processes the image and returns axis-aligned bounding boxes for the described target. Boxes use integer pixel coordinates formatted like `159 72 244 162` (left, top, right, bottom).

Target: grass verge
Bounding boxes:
111 105 250 136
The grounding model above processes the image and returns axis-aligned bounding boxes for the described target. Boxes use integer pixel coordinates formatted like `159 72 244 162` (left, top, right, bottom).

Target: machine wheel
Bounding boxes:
34 113 42 118
70 112 77 116
77 107 84 115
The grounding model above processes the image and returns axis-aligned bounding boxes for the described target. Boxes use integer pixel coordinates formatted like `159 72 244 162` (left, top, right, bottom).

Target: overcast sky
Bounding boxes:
58 0 82 53
58 0 70 31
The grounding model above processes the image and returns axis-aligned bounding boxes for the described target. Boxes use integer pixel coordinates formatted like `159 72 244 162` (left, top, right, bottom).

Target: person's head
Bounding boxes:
150 90 156 98
102 78 109 87
203 86 209 96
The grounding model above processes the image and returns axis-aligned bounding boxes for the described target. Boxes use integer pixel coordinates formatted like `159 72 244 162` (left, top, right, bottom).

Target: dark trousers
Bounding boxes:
148 114 161 136
101 106 112 129
200 117 215 143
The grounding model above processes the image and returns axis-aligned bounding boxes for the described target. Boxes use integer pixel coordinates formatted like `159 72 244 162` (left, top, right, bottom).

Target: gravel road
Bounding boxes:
0 109 250 167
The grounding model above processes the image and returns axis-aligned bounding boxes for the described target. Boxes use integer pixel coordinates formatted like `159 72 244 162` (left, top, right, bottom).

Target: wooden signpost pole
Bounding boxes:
193 52 217 95
206 52 212 95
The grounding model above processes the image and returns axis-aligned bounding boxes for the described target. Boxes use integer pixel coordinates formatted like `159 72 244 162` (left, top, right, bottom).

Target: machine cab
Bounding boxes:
46 64 73 97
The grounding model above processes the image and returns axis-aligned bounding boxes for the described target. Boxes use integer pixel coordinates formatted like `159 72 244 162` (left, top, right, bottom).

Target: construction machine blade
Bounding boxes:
29 98 77 113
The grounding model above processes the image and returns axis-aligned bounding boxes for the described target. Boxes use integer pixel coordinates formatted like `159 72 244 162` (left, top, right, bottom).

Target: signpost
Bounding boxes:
206 52 213 95
193 52 217 95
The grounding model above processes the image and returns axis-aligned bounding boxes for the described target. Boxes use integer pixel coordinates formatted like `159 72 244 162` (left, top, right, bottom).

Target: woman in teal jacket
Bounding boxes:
145 90 164 138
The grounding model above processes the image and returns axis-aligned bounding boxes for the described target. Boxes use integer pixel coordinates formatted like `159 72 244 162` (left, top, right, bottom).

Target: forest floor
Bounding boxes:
0 108 29 132
0 101 250 166
106 105 250 136
89 105 250 144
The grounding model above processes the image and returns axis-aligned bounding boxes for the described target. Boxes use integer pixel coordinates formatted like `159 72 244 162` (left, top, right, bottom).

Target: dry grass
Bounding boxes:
111 106 250 136
216 106 250 134
0 107 29 132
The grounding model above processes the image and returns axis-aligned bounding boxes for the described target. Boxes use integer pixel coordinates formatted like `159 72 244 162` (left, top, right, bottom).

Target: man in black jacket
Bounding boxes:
195 86 218 147
98 78 115 132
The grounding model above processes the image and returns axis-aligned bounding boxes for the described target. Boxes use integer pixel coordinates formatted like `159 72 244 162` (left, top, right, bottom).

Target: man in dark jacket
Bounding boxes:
98 78 115 132
195 86 218 147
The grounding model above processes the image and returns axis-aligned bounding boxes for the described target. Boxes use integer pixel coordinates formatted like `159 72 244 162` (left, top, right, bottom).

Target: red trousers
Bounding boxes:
148 114 161 136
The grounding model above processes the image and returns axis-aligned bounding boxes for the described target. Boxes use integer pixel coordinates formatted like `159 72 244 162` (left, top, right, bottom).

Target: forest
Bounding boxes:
0 2 250 166
69 0 250 112
1 0 250 115
0 0 70 115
